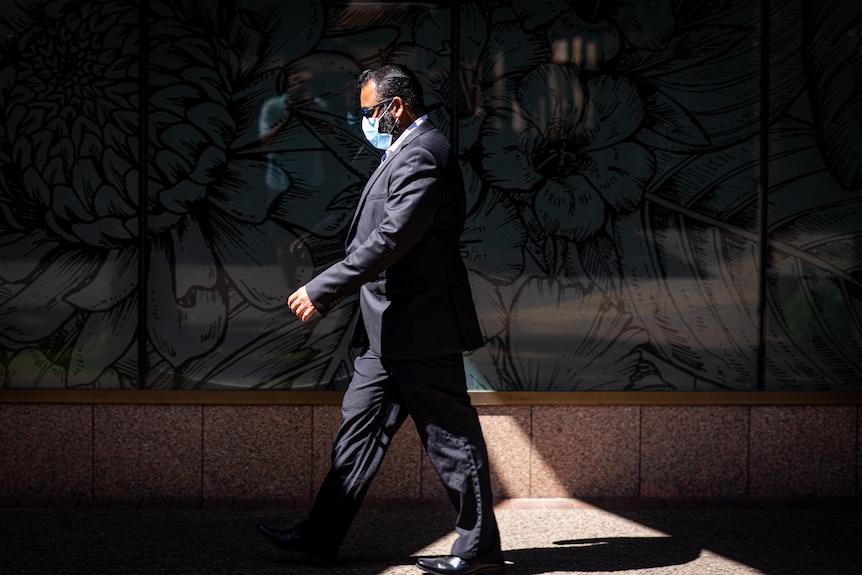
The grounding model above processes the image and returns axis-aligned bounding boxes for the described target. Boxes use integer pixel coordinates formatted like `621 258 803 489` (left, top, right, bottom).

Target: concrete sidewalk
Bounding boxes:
1 497 860 575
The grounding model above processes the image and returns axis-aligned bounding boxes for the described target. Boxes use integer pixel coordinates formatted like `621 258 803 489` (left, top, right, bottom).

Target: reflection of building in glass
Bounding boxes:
259 95 292 192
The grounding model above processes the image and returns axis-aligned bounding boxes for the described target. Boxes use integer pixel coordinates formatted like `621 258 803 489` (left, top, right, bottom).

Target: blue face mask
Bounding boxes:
361 104 393 150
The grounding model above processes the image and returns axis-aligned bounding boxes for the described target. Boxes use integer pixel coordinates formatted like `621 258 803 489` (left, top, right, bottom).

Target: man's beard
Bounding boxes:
379 110 403 140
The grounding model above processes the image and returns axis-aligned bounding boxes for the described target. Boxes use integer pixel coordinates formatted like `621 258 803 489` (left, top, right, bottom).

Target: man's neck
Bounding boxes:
399 109 424 130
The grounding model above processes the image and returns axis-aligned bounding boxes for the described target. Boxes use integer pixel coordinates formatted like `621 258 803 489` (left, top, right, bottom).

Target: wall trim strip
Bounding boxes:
1 390 860 406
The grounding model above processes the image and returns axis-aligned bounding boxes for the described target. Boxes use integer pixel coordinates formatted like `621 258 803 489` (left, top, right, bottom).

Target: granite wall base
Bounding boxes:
1 404 858 500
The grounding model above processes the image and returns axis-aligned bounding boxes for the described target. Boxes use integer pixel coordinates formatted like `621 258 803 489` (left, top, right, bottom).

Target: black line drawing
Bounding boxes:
1 0 859 390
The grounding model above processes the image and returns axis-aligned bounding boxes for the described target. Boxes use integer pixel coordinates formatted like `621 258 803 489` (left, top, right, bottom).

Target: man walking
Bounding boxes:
256 64 505 575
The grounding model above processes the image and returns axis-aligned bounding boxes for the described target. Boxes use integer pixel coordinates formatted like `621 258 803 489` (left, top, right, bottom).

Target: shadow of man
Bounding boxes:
502 536 702 574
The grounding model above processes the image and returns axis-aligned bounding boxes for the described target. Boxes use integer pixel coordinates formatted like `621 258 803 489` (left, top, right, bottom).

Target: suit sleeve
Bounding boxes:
304 142 444 315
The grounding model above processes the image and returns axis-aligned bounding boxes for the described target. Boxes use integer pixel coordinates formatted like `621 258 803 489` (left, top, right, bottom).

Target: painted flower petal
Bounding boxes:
533 177 605 241
480 106 543 191
615 0 675 50
0 65 14 102
468 270 508 342
517 64 585 134
486 10 550 82
103 81 139 109
186 101 235 148
209 213 296 309
7 102 29 141
159 179 207 214
67 294 137 387
150 109 188 137
7 348 65 388
153 148 193 182
179 300 338 389
30 132 55 179
462 189 526 286
271 178 358 245
0 230 58 283
145 211 183 235
234 0 323 67
71 216 135 247
0 250 102 342
209 157 283 224
102 129 136 181
52 184 92 222
147 241 227 367
453 98 487 156
188 145 226 185
159 122 209 159
0 2 31 38
171 214 218 298
228 10 263 74
149 29 212 74
43 156 68 186
579 75 644 149
268 146 363 237
231 73 286 152
94 184 137 218
65 246 138 312
510 0 563 31
585 144 655 215
462 160 484 219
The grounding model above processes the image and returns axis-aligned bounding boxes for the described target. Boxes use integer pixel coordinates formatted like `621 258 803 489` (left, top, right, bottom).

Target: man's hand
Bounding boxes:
288 286 318 322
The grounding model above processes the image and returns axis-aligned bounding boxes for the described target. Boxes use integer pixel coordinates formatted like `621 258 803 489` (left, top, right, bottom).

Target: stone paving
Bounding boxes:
1 497 860 574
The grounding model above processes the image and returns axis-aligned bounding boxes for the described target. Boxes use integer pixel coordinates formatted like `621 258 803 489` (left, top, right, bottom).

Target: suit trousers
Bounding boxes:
297 349 503 563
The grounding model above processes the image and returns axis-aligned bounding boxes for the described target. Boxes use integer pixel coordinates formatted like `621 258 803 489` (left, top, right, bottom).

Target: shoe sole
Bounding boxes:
416 565 504 575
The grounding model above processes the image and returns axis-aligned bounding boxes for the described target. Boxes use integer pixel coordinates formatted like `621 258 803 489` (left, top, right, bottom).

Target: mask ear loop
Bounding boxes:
377 99 395 132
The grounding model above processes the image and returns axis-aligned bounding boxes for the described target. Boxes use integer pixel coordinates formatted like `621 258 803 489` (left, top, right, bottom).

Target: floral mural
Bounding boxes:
0 0 859 391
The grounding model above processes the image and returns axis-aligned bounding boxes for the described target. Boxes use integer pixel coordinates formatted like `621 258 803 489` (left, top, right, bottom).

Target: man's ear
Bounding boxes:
390 96 405 119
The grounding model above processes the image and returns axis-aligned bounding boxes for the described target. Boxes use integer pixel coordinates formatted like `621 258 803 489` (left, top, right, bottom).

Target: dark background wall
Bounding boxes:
1 0 860 392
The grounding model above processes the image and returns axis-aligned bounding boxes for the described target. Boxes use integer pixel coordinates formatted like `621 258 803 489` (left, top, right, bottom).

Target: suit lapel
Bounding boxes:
346 161 386 244
345 123 436 245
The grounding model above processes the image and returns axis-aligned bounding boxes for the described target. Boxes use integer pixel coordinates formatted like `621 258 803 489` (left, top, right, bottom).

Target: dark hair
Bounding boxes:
358 64 425 111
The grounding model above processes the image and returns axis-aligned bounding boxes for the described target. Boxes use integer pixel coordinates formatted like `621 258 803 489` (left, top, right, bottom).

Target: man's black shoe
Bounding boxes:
255 523 337 565
416 555 504 575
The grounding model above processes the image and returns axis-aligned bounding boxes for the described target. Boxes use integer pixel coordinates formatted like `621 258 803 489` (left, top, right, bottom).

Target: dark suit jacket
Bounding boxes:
305 121 484 359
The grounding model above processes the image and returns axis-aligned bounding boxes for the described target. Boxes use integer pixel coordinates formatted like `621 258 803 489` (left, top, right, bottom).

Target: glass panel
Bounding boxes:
143 1 451 389
463 1 762 390
0 1 141 389
764 0 862 389
6 1 857 393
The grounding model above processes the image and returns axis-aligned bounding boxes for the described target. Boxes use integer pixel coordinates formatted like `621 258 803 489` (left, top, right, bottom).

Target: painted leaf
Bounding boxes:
67 295 138 386
506 276 650 391
765 123 862 387
177 297 359 390
803 0 862 187
617 120 862 390
613 206 760 389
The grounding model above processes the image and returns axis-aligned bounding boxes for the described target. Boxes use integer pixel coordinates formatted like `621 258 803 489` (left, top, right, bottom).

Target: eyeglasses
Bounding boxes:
360 97 394 119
